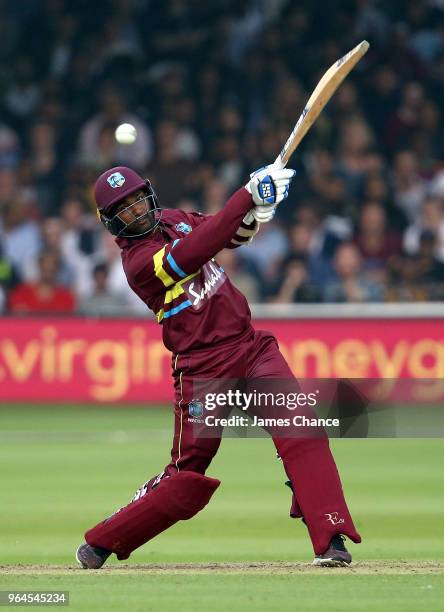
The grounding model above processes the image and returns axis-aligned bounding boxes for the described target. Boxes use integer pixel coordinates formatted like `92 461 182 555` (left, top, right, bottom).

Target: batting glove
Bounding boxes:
245 165 296 223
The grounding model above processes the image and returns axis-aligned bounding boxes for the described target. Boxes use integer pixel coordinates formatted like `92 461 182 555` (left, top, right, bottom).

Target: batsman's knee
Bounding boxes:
85 471 221 559
131 469 220 518
163 471 221 519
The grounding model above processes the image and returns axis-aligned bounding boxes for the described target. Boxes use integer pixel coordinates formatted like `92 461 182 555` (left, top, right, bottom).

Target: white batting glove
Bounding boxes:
245 165 296 223
252 204 276 224
246 207 276 224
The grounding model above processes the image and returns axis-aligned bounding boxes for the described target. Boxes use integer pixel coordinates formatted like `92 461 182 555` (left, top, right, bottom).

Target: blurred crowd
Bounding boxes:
1 0 444 316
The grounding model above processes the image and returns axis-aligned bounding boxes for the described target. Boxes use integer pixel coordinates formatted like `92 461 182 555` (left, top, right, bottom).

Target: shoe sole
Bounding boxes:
312 557 351 567
75 546 87 569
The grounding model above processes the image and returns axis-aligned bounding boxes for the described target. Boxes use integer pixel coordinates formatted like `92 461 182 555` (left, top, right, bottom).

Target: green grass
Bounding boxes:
0 574 443 612
1 405 443 610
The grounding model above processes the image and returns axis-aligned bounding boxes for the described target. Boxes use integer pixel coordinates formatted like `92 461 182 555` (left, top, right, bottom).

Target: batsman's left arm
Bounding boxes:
226 213 258 248
185 207 258 250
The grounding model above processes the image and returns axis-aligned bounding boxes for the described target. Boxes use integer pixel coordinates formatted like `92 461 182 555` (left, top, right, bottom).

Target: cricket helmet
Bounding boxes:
94 166 160 237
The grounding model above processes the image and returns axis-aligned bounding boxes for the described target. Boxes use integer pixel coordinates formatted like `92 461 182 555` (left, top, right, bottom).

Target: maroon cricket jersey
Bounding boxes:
116 187 254 354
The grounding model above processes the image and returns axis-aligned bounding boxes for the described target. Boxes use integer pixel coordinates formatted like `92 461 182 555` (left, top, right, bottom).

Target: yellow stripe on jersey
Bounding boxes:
164 283 185 304
157 270 201 323
153 246 176 287
164 270 200 304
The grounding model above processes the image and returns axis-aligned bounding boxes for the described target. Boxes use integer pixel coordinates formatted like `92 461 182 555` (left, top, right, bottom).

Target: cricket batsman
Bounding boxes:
76 165 361 568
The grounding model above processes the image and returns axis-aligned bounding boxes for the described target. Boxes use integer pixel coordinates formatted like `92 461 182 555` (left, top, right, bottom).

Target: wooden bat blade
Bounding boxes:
274 40 370 168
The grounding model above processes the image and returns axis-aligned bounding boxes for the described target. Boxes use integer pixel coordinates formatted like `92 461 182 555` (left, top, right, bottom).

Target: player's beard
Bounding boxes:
117 196 161 237
125 209 156 235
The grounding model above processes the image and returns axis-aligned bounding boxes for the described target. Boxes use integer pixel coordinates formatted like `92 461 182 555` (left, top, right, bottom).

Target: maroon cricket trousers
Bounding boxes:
86 327 361 558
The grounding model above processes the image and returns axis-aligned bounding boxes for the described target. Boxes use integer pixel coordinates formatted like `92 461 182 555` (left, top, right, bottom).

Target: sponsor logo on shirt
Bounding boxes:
184 261 226 307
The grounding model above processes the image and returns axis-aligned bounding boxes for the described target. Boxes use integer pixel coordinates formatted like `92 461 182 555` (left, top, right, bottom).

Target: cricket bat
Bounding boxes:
274 40 370 169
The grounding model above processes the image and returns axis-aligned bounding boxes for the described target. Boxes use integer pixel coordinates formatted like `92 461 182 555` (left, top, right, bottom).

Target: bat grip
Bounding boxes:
272 155 286 170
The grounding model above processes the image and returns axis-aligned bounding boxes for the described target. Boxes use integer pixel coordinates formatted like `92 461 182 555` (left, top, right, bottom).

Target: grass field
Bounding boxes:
1 405 443 610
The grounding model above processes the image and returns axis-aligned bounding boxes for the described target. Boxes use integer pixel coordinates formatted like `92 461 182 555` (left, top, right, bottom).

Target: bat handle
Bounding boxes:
272 155 286 170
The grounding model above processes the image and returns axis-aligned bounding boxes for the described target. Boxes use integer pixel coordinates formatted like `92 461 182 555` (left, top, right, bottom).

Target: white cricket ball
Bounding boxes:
115 123 137 145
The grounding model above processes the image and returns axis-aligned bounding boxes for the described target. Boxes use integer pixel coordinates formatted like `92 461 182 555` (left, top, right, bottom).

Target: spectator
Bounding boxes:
26 217 74 287
386 255 432 302
389 231 444 301
48 14 78 79
164 95 201 161
336 118 375 199
306 150 350 218
28 121 59 215
59 197 101 296
216 249 260 303
331 82 362 127
412 230 444 286
0 169 18 208
286 222 335 288
353 0 390 45
323 242 383 303
78 262 130 317
408 19 444 65
3 57 40 126
384 82 426 152
214 134 244 190
96 231 148 315
411 99 442 168
146 120 195 205
0 123 21 169
364 65 400 141
353 201 402 285
0 198 41 282
362 173 391 207
403 197 444 262
78 86 152 170
270 255 321 304
392 150 428 223
0 2 442 307
201 178 229 215
9 251 76 314
237 220 289 285
295 204 348 258
0 243 20 312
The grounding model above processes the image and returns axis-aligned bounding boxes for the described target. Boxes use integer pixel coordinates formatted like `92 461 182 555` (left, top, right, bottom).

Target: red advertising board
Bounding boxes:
0 318 443 403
